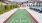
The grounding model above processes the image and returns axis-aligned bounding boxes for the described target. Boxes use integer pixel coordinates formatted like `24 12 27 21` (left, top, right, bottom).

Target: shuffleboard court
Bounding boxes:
3 9 38 23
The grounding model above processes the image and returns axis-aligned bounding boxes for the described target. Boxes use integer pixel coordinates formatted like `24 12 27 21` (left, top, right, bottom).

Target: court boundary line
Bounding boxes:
3 9 39 23
3 9 19 23
26 9 39 23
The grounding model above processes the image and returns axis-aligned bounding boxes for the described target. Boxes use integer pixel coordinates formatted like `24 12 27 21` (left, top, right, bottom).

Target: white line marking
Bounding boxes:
20 14 31 22
11 13 31 23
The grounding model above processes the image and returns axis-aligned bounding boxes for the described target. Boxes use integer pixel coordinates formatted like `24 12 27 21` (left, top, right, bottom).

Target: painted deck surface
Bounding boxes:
6 9 37 23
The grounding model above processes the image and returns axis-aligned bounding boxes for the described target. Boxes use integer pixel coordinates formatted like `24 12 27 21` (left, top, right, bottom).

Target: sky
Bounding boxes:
8 0 42 2
8 0 28 2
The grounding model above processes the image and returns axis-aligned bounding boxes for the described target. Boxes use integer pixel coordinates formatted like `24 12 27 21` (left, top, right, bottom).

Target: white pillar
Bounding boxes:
38 3 39 6
35 2 37 5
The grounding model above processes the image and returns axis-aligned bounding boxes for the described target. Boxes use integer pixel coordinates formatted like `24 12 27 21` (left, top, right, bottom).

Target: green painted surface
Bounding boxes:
7 9 35 23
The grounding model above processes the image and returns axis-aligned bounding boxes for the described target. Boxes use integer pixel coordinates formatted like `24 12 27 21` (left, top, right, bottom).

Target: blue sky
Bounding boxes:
8 0 42 2
8 0 28 2
14 0 28 2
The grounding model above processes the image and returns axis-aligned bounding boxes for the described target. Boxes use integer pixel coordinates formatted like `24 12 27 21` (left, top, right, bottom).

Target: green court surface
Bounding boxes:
3 9 38 23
